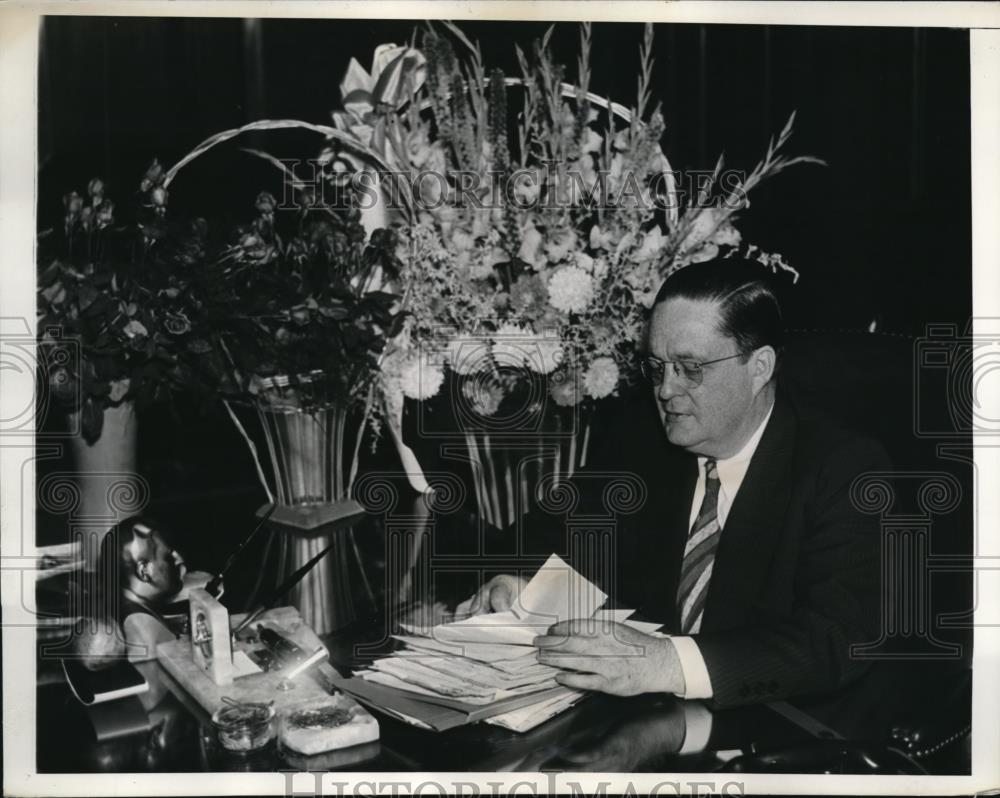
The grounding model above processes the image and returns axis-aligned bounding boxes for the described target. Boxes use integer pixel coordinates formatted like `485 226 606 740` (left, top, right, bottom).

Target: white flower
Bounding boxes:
451 228 475 252
108 378 130 403
511 168 545 205
525 335 564 375
584 357 619 399
633 226 667 261
447 336 492 375
547 266 594 314
518 224 545 270
398 354 444 400
491 323 563 375
573 252 594 273
589 225 608 250
491 323 531 368
714 221 742 248
580 128 603 154
549 368 585 407
634 288 658 309
122 320 148 339
545 229 578 263
680 208 740 257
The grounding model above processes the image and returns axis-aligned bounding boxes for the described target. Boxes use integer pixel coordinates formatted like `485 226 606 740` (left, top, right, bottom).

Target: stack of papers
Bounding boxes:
341 554 662 733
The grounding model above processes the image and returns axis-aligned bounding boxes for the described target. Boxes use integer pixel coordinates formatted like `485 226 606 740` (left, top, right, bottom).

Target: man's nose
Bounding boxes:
657 365 686 401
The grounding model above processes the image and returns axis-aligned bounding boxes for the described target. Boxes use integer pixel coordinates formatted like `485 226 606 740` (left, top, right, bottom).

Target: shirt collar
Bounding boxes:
699 396 776 493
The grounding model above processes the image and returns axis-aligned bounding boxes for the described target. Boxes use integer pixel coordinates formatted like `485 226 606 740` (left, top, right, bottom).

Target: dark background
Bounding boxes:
36 18 974 628
38 17 971 335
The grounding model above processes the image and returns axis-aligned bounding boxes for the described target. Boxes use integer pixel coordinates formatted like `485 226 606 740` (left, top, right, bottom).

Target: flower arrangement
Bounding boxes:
176 189 404 416
36 161 197 442
327 23 821 421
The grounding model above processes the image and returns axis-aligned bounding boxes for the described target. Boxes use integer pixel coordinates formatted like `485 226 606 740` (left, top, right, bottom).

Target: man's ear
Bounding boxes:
135 558 152 583
749 346 777 394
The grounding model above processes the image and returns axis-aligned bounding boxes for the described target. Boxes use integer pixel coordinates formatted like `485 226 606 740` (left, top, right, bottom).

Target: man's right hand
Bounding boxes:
454 574 530 617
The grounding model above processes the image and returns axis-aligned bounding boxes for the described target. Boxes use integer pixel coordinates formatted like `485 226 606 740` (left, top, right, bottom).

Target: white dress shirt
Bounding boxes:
670 402 774 754
673 397 775 753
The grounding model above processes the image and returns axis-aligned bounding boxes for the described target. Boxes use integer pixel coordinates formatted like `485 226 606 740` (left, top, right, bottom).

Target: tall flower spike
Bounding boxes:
488 69 509 171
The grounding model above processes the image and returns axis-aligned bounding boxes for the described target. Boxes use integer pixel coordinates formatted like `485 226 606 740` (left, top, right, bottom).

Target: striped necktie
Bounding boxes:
677 457 721 634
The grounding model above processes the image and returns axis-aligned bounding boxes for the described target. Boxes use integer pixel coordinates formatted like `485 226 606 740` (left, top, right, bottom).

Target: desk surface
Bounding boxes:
34 497 959 774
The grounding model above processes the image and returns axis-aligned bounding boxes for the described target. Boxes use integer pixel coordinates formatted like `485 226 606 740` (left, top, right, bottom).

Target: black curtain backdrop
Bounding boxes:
38 16 972 335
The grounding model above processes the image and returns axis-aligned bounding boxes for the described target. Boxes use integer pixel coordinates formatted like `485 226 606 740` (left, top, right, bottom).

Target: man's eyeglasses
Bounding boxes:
639 353 745 388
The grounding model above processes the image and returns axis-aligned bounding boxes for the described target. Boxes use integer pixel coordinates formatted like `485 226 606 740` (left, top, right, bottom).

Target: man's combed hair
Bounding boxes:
653 256 785 358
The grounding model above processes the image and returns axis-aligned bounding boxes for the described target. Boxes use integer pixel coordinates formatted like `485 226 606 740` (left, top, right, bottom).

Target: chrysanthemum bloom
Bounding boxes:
525 336 564 375
490 322 534 369
584 356 619 399
547 266 595 314
399 354 445 400
549 368 586 407
447 336 492 375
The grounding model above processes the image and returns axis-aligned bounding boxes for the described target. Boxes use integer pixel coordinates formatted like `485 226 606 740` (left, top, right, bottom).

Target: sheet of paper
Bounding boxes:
391 635 537 663
484 688 585 732
390 653 557 689
430 611 553 646
359 669 559 705
425 554 609 645
513 553 608 623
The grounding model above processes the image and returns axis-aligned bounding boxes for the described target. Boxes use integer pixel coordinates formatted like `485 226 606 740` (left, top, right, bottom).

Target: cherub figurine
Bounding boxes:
74 515 210 670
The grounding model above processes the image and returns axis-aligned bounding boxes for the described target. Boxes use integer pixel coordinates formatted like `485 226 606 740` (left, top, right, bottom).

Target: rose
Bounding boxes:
255 191 276 216
164 312 192 336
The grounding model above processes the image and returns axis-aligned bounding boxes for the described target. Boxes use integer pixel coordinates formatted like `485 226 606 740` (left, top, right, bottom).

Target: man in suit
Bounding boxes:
459 256 889 710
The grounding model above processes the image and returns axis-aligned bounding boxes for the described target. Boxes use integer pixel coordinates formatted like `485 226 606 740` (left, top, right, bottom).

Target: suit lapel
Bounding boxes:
657 452 698 631
702 394 797 632
627 395 698 627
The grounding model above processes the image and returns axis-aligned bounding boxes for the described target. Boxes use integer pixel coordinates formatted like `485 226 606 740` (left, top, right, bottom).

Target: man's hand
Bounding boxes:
534 619 686 697
454 574 530 617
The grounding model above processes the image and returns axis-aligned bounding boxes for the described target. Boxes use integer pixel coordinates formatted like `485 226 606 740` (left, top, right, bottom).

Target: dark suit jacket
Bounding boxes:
548 387 890 709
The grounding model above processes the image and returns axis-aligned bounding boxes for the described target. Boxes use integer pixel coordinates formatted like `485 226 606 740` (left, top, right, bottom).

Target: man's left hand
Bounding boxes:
534 620 685 696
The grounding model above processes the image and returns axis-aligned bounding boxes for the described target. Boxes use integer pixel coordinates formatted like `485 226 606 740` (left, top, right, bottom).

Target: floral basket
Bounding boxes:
322 24 819 524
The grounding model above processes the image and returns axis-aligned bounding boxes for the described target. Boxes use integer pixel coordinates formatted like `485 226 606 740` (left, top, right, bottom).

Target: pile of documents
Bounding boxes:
341 554 662 733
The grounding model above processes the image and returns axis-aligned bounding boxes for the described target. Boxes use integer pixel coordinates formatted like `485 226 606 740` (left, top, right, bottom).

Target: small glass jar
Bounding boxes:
211 702 276 755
